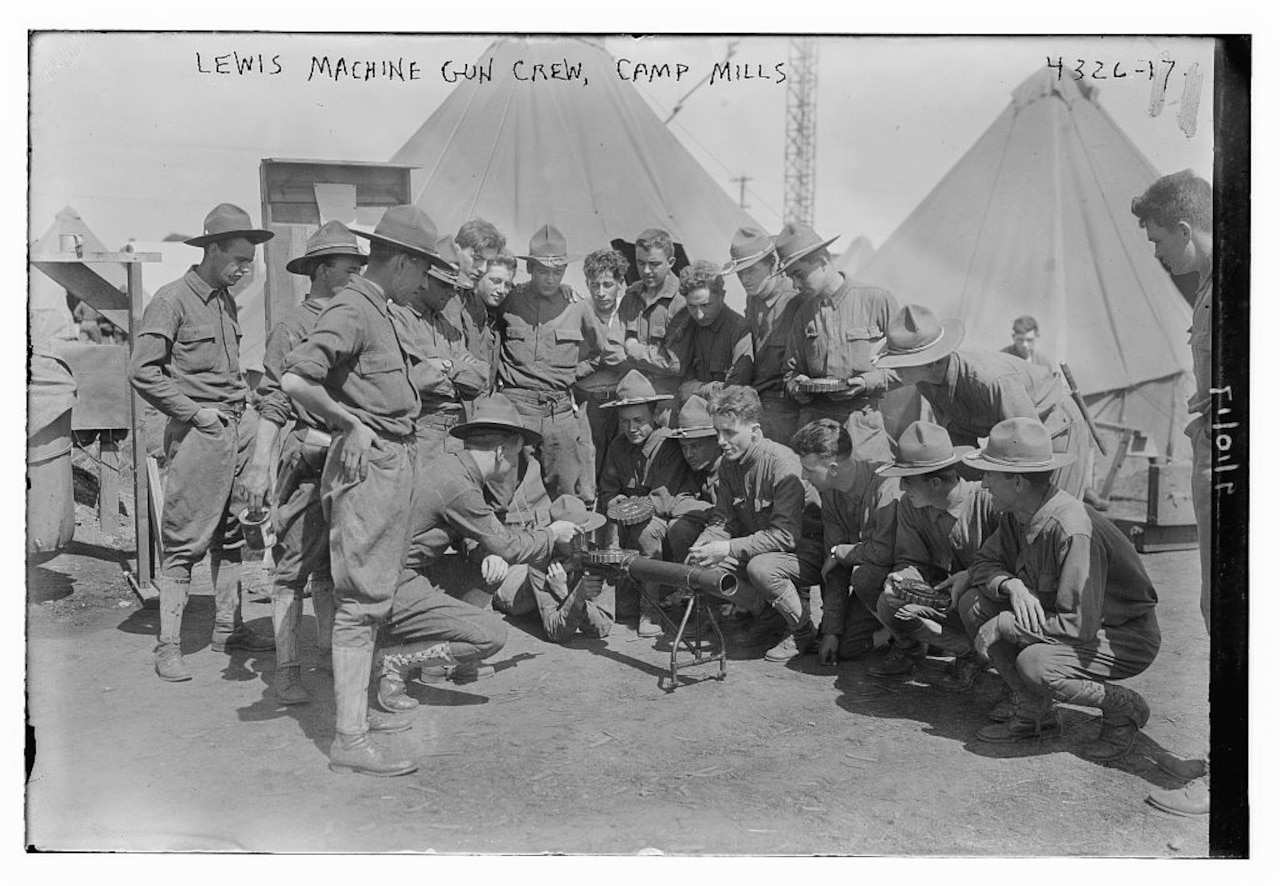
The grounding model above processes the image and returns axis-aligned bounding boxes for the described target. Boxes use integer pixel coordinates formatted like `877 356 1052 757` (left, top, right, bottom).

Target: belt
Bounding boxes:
575 386 618 403
417 405 465 425
503 388 575 414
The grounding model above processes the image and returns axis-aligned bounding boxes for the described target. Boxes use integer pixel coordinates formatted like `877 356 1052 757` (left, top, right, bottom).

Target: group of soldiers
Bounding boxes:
127 171 1211 818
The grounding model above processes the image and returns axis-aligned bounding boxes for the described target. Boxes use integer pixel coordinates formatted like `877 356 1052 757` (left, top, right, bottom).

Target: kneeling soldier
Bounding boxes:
964 418 1160 761
870 421 1000 685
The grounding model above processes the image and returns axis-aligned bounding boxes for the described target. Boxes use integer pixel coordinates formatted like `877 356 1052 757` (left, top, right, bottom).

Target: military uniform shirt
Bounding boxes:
892 479 1000 583
256 298 327 430
390 300 487 411
784 274 898 401
674 306 754 386
598 428 695 511
697 439 822 559
497 282 609 392
618 274 687 394
747 277 804 393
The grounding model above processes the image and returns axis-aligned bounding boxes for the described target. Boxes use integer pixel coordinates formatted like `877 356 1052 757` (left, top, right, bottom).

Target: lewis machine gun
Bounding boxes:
570 496 736 689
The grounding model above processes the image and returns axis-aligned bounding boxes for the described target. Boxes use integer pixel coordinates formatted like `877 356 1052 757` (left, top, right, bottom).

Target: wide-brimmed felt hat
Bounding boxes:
773 222 839 274
426 234 474 290
963 417 1078 473
354 205 446 266
601 370 674 409
871 304 966 369
876 421 975 477
517 224 571 269
548 495 608 533
185 204 274 247
285 220 367 275
721 226 778 275
449 393 542 446
670 394 716 439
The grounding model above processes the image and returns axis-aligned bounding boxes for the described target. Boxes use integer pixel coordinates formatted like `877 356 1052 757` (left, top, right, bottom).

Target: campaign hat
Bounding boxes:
354 205 446 266
517 224 571 269
450 393 542 446
871 304 966 369
963 417 1078 473
285 220 367 275
185 203 274 247
773 222 839 274
876 421 974 477
601 370 674 409
721 226 778 275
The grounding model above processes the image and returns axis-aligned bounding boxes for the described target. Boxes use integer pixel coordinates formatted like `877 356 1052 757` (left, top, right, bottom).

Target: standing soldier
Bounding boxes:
672 260 754 402
871 304 1091 499
391 234 489 462
619 228 688 408
779 222 897 464
129 203 276 683
280 205 445 777
496 224 609 500
461 248 517 398
244 221 366 704
574 248 631 491
1131 170 1213 817
724 227 806 445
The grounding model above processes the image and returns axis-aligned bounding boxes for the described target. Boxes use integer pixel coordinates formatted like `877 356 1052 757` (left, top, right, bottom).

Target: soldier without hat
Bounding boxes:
245 221 367 704
671 260 754 403
129 203 277 683
280 205 447 776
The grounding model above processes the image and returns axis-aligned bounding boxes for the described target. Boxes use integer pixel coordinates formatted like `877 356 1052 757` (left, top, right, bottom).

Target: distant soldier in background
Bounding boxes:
724 226 806 445
779 222 897 464
672 260 753 403
129 203 277 683
1000 315 1056 374
245 221 366 704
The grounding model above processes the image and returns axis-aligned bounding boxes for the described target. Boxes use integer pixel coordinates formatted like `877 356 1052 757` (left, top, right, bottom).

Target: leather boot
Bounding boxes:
976 696 1059 742
1147 775 1210 817
1080 685 1150 762
311 577 335 664
271 580 304 670
155 577 191 682
765 617 816 662
211 555 275 652
867 638 928 677
374 640 457 713
939 650 983 693
367 709 413 734
637 583 664 638
987 685 1024 722
274 664 310 706
329 643 416 776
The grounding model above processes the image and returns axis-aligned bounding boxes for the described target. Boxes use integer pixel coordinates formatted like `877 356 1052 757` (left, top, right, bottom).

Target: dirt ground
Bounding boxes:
25 464 1210 856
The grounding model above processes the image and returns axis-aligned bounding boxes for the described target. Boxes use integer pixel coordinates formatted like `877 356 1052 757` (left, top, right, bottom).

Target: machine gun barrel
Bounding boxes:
622 555 737 597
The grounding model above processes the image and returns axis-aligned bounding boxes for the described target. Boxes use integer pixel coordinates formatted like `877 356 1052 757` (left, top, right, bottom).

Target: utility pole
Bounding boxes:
730 174 752 210
784 38 818 226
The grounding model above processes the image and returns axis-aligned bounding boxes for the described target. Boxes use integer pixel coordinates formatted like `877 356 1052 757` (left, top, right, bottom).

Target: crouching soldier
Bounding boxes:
790 418 900 666
870 421 1000 686
375 394 582 709
656 394 723 618
491 495 615 644
687 385 825 663
963 418 1160 761
597 370 694 636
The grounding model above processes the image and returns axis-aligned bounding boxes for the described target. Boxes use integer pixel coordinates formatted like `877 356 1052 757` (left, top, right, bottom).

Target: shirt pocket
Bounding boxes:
551 327 584 369
173 323 220 374
354 349 410 415
803 323 824 368
836 326 882 375
502 322 536 365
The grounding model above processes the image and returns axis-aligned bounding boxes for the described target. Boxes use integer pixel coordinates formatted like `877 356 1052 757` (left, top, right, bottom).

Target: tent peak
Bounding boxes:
1012 65 1100 112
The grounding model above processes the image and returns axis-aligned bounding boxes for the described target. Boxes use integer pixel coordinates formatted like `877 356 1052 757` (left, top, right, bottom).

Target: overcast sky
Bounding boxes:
29 33 1215 255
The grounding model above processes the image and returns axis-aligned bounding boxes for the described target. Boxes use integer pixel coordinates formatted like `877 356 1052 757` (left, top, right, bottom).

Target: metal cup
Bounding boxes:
239 507 274 552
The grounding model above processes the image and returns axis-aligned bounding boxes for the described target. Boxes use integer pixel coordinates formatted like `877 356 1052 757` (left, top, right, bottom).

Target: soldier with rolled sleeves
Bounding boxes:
596 370 695 636
778 223 897 464
790 418 900 666
244 221 366 704
496 224 610 500
687 385 825 663
961 418 1160 762
618 227 688 407
574 248 631 489
129 203 276 683
869 421 1000 688
279 205 446 777
390 234 489 463
375 394 580 708
724 227 806 445
671 260 754 403
871 304 1092 499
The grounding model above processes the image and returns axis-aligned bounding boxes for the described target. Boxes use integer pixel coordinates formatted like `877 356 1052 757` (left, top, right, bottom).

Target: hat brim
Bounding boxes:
600 394 674 410
775 235 840 274
875 446 976 477
186 229 274 248
871 321 966 369
720 248 775 276
961 449 1078 473
285 247 368 276
449 419 542 447
671 425 717 439
355 230 449 267
427 266 473 290
574 512 609 533
516 255 572 269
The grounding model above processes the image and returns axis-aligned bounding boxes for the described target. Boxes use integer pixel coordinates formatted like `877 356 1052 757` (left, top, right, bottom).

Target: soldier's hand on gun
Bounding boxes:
843 376 867 396
817 633 840 666
547 561 569 595
829 544 858 566
579 573 605 601
482 554 509 586
340 421 378 483
1004 578 1048 634
688 539 732 568
548 520 580 545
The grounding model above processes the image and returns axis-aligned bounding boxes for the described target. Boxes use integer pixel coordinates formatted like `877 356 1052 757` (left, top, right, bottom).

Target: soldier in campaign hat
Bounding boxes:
245 220 367 704
130 203 277 684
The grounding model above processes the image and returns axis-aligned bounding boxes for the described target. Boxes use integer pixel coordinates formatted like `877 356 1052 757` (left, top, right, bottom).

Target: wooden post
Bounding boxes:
98 433 120 537
126 260 153 592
